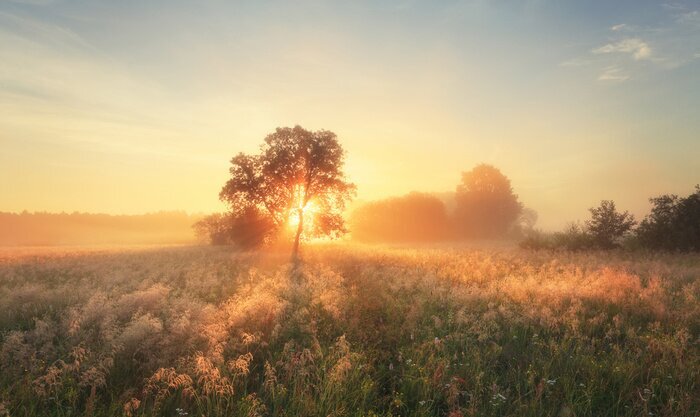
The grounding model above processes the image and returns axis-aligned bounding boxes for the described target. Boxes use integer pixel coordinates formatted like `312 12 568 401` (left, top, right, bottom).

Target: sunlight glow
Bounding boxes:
287 185 318 232
287 202 317 230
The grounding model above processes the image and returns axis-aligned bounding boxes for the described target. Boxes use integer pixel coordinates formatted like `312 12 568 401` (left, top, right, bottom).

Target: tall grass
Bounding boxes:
0 245 698 416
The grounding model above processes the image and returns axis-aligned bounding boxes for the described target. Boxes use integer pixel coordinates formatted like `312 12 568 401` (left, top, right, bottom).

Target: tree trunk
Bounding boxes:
292 209 304 261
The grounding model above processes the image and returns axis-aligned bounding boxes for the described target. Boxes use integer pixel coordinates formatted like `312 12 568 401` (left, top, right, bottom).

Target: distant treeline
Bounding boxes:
521 186 700 252
0 211 204 246
350 164 536 243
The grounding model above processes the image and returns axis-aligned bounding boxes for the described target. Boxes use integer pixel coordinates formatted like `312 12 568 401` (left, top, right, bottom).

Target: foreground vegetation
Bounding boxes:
1 245 699 417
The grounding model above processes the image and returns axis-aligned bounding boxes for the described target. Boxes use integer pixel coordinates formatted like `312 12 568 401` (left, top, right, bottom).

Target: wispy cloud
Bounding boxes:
563 4 700 83
592 38 652 60
677 10 700 25
662 2 685 10
597 66 630 82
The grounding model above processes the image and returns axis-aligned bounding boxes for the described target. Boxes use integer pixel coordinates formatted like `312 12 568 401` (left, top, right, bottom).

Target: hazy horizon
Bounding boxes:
2 0 699 230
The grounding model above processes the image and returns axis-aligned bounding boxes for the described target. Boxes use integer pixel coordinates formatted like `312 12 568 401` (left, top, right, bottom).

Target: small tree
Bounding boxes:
192 209 274 248
219 125 355 259
585 200 636 249
193 213 230 245
453 164 522 238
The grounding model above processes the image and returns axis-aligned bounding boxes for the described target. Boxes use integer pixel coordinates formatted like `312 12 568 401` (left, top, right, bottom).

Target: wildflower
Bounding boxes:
263 362 277 393
227 353 253 377
329 356 352 383
241 332 257 345
123 398 140 417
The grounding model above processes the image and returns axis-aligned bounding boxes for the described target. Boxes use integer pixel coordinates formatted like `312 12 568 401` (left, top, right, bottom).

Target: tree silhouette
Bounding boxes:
219 126 355 259
585 200 636 249
636 186 700 251
453 164 522 237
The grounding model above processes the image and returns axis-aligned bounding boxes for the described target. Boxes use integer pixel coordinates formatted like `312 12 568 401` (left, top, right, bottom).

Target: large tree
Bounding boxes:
453 164 522 237
219 126 355 258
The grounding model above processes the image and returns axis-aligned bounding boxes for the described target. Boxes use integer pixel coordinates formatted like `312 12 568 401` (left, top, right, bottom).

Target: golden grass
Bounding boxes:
0 244 698 416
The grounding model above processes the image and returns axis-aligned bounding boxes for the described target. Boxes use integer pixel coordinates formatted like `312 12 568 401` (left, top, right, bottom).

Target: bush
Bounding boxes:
350 192 450 243
518 230 553 250
520 223 595 251
553 222 596 250
193 208 274 249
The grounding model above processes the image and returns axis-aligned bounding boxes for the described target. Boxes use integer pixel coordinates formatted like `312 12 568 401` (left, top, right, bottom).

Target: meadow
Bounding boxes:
0 244 699 417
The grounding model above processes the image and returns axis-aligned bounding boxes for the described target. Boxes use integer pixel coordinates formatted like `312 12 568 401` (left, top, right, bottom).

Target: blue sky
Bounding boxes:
1 0 698 228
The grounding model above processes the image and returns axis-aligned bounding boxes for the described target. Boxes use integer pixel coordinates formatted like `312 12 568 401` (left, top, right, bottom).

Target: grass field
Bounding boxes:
1 244 699 417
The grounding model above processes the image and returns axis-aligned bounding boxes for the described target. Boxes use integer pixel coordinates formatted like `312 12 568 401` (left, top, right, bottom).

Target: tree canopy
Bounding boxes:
219 126 355 256
453 164 522 237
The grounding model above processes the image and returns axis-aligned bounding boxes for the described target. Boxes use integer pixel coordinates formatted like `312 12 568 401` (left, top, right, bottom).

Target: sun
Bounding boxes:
287 185 319 237
288 200 318 231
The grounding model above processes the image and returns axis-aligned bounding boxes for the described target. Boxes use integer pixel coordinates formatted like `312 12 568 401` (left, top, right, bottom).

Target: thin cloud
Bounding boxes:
662 2 687 11
592 38 652 60
597 66 630 82
610 23 629 31
678 10 700 25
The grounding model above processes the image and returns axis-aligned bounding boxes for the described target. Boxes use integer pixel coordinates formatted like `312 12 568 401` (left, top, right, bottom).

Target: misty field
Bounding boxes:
1 245 699 417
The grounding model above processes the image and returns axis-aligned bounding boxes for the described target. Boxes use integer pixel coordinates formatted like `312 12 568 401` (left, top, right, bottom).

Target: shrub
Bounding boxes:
193 208 274 249
350 192 450 243
518 230 553 250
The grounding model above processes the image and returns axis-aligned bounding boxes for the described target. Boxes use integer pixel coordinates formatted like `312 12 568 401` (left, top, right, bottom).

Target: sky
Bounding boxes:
1 0 699 230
